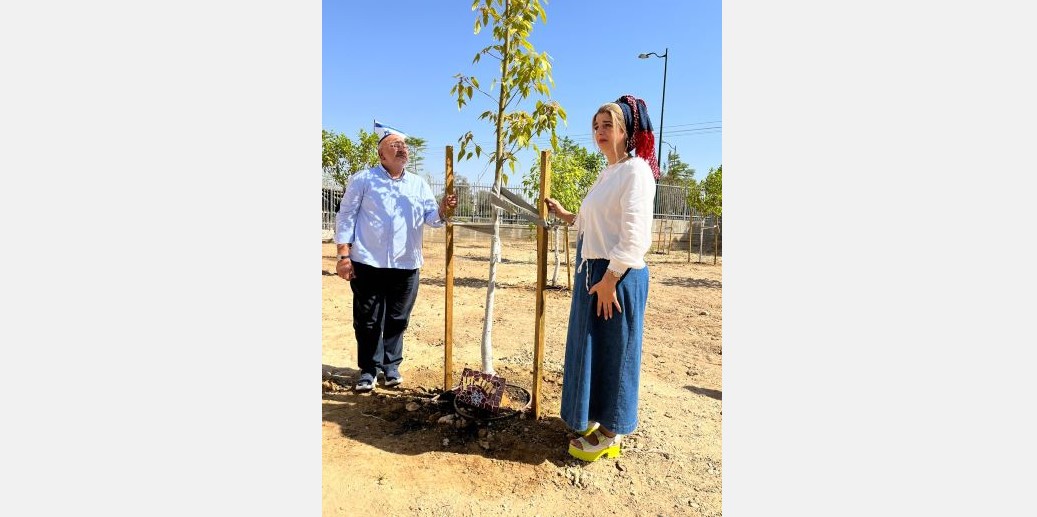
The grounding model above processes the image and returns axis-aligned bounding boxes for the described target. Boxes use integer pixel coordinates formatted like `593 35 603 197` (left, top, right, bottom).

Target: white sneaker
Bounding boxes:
354 373 376 391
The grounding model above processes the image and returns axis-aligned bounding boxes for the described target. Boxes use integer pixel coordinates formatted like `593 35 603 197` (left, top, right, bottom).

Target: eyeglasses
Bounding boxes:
388 142 408 150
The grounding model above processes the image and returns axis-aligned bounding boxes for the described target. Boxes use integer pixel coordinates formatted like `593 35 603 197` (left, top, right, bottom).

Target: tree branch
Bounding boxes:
466 82 498 104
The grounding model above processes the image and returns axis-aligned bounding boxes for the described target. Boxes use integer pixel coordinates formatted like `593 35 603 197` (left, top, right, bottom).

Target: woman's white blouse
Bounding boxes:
574 157 656 276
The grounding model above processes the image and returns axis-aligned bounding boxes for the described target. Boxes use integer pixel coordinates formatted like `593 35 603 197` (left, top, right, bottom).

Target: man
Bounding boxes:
335 121 457 391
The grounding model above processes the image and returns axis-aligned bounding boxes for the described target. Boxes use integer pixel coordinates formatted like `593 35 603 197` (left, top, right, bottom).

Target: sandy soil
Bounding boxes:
322 231 722 517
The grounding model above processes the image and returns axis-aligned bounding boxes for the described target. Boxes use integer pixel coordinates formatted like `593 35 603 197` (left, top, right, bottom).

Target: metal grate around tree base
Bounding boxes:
454 383 531 422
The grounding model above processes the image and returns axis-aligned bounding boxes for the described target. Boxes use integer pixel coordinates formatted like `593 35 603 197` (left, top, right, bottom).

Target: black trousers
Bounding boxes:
349 261 420 376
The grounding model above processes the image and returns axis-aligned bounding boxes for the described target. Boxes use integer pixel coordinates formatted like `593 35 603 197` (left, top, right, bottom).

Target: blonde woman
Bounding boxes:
545 95 660 461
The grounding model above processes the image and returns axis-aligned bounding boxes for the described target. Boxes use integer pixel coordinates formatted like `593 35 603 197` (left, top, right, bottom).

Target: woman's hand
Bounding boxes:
544 197 574 225
588 274 622 320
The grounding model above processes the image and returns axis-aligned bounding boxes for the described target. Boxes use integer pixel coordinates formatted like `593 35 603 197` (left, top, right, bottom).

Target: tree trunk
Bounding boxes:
479 212 502 374
713 216 720 265
478 0 511 375
550 225 560 286
565 226 571 290
698 217 705 263
687 218 693 263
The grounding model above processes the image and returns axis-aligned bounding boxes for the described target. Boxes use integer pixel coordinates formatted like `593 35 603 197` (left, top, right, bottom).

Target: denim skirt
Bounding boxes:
559 237 649 435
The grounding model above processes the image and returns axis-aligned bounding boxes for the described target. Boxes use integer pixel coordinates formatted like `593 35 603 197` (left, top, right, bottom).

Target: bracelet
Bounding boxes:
607 267 623 279
337 255 350 261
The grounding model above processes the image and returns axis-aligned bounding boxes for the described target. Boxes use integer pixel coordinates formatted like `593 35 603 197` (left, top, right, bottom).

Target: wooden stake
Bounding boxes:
533 150 551 419
444 146 455 391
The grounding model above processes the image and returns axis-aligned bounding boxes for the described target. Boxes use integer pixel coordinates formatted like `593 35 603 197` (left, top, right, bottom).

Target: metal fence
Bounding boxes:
423 181 703 222
323 181 719 247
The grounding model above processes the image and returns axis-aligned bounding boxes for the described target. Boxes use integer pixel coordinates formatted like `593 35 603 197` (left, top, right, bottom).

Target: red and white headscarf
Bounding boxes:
615 95 661 181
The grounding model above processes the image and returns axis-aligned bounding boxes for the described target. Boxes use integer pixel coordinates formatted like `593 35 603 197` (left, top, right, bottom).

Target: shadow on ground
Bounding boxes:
419 277 562 293
658 277 722 289
322 364 580 467
684 384 722 400
451 254 538 266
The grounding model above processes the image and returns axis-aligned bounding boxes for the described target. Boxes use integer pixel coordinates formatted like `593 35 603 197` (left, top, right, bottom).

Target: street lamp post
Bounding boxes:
638 48 668 174
662 141 677 174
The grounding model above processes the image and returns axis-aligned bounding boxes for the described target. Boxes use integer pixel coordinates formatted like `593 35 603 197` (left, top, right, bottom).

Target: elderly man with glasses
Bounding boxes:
334 121 457 391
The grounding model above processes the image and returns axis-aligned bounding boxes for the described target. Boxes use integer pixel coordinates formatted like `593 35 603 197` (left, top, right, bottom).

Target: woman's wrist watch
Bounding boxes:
337 255 350 261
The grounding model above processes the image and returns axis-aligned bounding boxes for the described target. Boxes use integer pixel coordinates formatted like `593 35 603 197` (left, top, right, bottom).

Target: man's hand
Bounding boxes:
439 192 458 219
336 258 355 281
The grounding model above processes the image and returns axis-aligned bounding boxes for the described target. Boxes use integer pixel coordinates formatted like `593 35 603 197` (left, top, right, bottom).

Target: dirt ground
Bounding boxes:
322 230 722 517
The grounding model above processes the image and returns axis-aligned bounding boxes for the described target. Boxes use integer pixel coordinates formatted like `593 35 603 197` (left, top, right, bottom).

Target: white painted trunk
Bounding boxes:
699 219 705 262
478 208 502 374
550 225 560 286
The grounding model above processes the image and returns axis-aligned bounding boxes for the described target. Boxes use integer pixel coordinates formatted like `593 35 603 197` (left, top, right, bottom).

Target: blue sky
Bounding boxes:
323 0 721 185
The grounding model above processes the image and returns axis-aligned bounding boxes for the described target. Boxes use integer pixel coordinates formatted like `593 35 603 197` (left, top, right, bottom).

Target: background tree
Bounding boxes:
406 135 428 177
701 165 722 216
474 188 495 220
451 0 566 374
522 137 600 285
322 129 350 186
686 164 722 262
701 165 722 263
662 148 695 184
453 176 477 219
323 129 431 189
656 148 695 217
322 128 378 189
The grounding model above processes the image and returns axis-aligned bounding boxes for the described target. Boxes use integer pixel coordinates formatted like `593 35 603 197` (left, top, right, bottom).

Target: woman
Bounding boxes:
545 95 661 462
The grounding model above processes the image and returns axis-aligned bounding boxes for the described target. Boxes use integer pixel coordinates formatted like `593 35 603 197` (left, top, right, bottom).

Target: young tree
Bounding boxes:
451 0 566 374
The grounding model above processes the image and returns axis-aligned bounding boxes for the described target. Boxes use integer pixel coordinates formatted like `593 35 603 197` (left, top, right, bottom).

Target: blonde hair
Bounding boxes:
593 103 626 134
593 103 630 155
